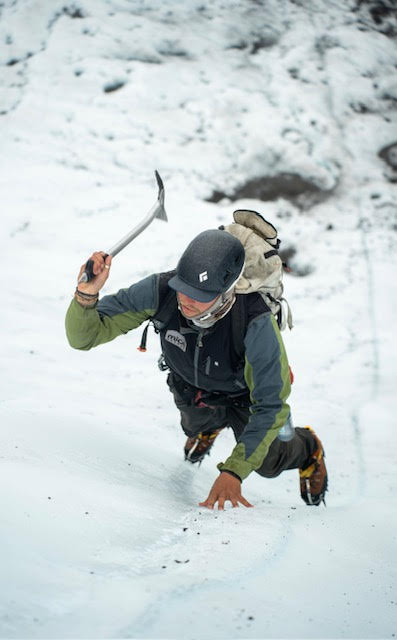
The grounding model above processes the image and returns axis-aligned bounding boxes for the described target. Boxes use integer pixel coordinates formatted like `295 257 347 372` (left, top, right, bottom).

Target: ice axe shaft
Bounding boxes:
79 171 167 284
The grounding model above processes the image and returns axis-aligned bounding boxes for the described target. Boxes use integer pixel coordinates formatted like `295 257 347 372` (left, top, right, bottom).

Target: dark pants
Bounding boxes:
167 373 316 478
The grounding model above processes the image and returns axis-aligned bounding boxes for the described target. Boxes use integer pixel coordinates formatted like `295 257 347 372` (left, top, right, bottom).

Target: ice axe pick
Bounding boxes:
79 171 167 283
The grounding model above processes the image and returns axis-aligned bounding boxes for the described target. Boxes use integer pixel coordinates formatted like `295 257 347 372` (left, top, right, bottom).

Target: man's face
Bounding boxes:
177 291 220 318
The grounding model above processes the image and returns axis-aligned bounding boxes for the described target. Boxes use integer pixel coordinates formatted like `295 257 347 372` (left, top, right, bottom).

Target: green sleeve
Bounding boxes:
65 274 158 350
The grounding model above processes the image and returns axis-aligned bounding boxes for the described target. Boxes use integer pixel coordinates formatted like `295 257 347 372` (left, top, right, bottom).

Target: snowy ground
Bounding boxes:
1 1 397 638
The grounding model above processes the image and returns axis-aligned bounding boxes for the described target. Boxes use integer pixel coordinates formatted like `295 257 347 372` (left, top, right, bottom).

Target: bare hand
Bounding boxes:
77 252 112 295
199 472 253 510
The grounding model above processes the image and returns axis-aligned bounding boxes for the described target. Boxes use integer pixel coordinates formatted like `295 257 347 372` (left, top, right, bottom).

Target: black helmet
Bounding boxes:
168 229 245 302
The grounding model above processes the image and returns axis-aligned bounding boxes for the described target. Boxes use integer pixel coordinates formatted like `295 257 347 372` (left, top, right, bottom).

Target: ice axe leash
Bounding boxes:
79 170 167 284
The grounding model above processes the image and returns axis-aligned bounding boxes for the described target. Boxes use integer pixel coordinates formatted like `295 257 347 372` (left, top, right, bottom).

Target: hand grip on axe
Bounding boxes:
79 171 167 284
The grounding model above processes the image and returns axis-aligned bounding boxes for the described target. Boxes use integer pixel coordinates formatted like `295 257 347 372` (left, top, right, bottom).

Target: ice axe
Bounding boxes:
79 170 167 283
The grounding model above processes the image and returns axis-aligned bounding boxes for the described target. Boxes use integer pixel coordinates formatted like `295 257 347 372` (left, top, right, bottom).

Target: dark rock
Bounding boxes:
356 0 397 37
250 32 279 53
288 67 299 79
378 141 397 170
315 34 340 55
350 101 370 114
369 1 395 25
63 5 85 19
103 80 126 93
227 40 248 51
206 173 334 209
279 245 314 277
279 245 296 265
156 40 190 58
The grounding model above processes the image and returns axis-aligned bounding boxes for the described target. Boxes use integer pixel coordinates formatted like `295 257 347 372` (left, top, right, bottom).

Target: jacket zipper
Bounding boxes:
194 330 204 388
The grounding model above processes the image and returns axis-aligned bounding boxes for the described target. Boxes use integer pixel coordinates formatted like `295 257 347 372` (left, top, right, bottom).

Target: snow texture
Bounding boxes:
0 0 396 638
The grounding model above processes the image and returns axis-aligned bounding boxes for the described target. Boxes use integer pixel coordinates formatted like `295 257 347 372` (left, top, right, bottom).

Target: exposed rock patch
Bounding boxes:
378 141 397 182
279 245 314 277
355 0 397 37
103 80 127 93
206 173 336 209
378 142 397 169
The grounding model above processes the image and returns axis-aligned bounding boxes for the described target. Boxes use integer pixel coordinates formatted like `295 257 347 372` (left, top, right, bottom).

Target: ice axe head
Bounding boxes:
155 170 167 221
79 171 168 283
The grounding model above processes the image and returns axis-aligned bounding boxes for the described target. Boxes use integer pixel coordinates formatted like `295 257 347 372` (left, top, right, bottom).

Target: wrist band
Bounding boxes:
74 294 97 309
220 469 242 482
75 287 98 299
74 288 99 308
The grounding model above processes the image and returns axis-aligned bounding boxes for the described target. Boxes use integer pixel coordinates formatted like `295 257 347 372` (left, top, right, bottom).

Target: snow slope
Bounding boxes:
0 1 396 638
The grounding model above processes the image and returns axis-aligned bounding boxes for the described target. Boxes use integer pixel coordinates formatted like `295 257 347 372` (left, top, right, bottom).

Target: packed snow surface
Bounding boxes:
1 0 396 638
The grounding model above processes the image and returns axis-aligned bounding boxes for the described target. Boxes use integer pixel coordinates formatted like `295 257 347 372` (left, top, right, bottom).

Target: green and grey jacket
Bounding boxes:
65 273 291 480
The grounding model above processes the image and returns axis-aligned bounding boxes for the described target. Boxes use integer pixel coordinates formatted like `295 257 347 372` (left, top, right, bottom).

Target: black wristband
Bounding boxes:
75 287 99 299
221 469 242 482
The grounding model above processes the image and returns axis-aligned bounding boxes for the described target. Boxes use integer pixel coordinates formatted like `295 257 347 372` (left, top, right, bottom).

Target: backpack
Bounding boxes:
223 209 293 331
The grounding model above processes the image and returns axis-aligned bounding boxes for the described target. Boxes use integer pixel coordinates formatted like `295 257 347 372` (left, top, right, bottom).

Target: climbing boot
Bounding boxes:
184 428 224 464
299 427 328 506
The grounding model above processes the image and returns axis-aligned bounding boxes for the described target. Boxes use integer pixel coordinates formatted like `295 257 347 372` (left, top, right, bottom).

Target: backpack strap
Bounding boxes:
138 270 177 352
229 292 276 368
230 294 248 369
152 270 178 330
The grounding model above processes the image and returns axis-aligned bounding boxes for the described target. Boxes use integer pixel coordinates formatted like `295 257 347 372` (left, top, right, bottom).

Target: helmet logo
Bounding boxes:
199 271 208 282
